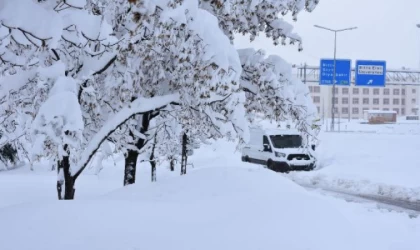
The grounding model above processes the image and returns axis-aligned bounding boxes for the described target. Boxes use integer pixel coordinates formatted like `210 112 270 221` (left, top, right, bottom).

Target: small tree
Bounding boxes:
31 77 84 200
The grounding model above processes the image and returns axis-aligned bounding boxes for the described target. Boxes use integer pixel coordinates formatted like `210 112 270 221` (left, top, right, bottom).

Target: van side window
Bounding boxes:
263 136 269 145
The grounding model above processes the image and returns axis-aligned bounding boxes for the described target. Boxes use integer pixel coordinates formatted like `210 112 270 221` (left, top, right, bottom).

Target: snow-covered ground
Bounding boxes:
1 165 419 250
1 119 420 249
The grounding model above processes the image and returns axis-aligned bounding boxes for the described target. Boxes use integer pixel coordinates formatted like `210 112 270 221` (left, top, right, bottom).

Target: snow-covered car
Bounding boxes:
241 127 316 172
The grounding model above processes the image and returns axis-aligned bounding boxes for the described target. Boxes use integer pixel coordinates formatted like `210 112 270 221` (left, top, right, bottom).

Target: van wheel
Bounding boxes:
267 159 273 170
241 156 250 162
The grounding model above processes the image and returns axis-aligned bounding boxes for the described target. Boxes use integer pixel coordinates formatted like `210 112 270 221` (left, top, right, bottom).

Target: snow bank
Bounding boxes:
286 130 420 202
0 167 377 250
288 172 420 202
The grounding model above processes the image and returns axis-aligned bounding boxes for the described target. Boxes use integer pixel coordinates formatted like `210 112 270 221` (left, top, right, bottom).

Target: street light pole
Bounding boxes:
416 24 420 70
314 25 357 131
416 24 420 119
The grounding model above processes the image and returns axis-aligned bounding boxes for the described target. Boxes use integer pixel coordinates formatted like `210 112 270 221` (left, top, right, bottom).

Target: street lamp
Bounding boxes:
314 25 357 131
416 24 420 69
416 24 420 118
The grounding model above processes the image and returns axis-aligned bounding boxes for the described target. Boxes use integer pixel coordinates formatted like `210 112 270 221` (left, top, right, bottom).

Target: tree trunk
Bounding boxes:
151 160 156 182
56 160 63 200
180 132 188 175
56 145 76 200
150 133 157 182
124 149 139 186
63 158 75 200
123 112 151 186
170 158 175 171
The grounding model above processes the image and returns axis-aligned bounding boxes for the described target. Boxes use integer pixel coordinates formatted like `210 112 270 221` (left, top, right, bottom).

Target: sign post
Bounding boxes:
320 59 352 86
320 59 351 131
355 60 386 87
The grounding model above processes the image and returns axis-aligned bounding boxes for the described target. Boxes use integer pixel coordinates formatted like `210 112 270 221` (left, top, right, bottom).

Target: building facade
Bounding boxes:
296 66 420 119
307 83 420 119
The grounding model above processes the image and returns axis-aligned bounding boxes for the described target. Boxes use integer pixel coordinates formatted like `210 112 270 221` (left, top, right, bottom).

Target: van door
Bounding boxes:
258 135 273 163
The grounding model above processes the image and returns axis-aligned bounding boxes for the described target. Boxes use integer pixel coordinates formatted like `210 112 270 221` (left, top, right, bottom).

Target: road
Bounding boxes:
305 185 420 217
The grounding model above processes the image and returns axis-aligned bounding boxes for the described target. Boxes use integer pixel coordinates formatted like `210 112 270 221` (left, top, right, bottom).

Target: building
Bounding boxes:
296 66 420 119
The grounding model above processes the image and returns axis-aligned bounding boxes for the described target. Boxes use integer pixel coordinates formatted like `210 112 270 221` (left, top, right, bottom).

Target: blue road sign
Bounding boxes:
319 59 351 86
355 60 386 87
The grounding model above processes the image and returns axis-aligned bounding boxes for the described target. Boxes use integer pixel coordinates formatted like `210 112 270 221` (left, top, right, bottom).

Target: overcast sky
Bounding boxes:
234 0 420 70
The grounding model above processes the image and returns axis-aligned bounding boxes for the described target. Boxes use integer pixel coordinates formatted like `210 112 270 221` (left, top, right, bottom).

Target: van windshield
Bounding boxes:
269 135 302 148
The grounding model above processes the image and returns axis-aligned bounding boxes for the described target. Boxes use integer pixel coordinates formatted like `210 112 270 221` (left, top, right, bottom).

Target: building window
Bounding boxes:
333 107 338 114
353 88 359 94
362 108 369 113
363 98 369 104
412 108 418 115
314 86 320 93
309 86 313 92
412 88 416 94
393 89 400 95
333 88 338 94
383 88 390 95
342 107 348 114
313 96 320 103
342 88 349 94
373 98 379 105
342 98 348 104
393 99 399 105
402 99 405 105
333 97 338 104
383 98 389 105
383 108 389 111
352 98 359 104
317 106 320 113
412 98 416 104
363 88 369 95
393 108 399 114
402 89 406 95
352 107 359 114
373 89 380 95
402 108 405 115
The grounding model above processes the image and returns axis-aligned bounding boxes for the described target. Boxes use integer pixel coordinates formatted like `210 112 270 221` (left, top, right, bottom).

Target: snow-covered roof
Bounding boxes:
265 129 301 136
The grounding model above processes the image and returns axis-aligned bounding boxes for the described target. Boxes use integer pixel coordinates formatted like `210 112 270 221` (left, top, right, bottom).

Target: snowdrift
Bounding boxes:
0 166 371 250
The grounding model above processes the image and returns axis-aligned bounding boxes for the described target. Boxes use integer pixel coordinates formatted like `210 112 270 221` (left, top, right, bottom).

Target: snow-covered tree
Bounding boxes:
0 0 321 199
31 76 84 199
87 0 245 185
197 0 321 141
88 0 320 184
199 0 319 46
238 48 319 136
0 0 118 198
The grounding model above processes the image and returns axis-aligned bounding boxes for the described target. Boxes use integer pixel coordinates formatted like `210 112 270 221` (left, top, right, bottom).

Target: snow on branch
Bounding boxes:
31 76 84 163
72 93 180 178
0 0 62 48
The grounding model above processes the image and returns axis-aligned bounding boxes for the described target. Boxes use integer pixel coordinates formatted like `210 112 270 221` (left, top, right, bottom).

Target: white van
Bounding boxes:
241 127 316 172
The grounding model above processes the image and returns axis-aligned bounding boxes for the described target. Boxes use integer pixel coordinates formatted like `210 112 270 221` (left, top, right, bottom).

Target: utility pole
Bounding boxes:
314 25 357 131
416 24 420 120
417 24 420 70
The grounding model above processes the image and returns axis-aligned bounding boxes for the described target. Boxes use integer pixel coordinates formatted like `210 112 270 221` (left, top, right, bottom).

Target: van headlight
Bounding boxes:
275 152 286 158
